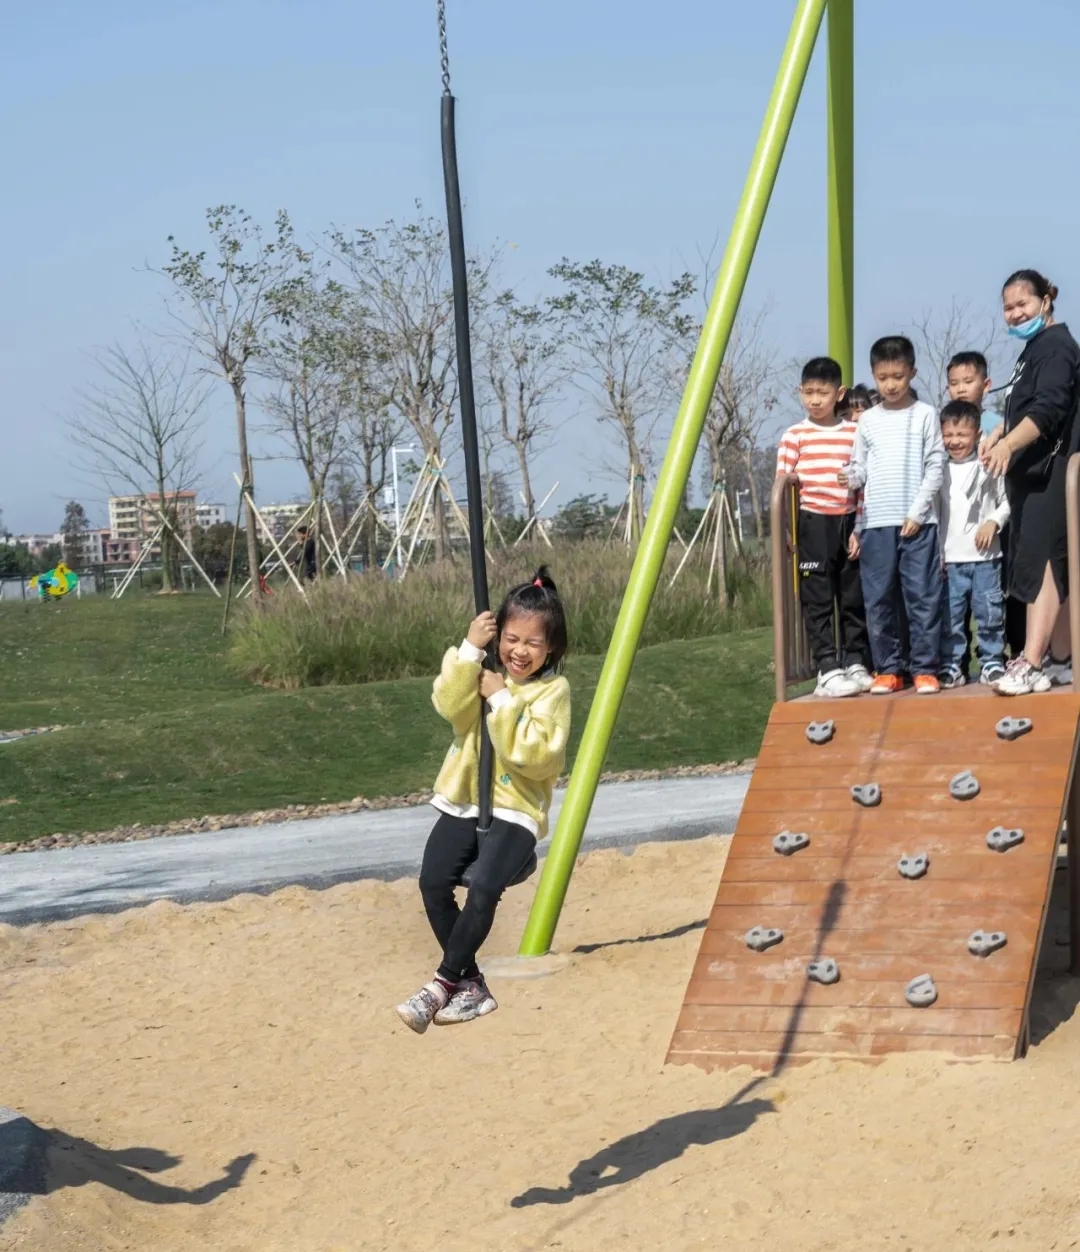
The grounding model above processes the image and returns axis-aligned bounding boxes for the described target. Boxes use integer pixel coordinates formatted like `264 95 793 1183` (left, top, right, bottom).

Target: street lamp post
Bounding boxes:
390 445 415 574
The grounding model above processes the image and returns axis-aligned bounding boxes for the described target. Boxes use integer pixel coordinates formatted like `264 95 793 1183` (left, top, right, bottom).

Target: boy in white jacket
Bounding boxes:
938 399 1010 687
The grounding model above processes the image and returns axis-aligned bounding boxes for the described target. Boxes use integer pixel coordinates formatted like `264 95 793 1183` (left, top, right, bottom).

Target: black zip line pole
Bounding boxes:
438 1 494 836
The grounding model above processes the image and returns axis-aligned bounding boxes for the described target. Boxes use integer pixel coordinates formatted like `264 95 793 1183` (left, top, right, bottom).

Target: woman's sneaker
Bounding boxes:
844 663 873 693
815 668 861 698
992 656 1052 696
939 667 966 689
979 663 1006 686
433 976 498 1025
395 981 450 1034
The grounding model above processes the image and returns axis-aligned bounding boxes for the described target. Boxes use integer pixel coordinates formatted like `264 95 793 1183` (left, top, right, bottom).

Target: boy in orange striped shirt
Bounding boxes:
776 357 871 698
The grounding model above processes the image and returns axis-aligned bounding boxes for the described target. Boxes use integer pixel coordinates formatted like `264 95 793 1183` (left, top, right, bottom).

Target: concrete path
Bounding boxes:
0 774 750 926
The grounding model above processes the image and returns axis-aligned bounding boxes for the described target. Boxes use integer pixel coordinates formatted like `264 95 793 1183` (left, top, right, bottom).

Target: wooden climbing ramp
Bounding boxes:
667 688 1080 1071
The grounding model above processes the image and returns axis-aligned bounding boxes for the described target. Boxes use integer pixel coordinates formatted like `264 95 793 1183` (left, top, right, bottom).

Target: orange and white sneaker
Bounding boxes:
869 673 903 695
913 674 940 695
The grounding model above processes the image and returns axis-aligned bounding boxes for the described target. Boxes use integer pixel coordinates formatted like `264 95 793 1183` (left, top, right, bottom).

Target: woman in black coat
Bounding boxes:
981 269 1080 695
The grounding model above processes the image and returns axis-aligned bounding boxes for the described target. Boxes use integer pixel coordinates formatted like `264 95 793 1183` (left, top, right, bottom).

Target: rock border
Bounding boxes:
0 759 755 856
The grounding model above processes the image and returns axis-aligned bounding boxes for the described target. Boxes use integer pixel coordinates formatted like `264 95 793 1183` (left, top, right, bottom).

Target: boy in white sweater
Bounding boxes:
839 336 946 694
937 399 1010 687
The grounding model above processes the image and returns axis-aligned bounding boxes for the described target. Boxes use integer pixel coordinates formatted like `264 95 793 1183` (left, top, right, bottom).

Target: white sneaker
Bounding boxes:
993 657 1052 696
844 663 873 693
815 668 861 698
395 981 450 1034
433 976 498 1025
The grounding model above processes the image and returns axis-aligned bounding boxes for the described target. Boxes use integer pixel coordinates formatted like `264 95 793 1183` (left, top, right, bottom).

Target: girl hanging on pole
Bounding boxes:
396 567 571 1032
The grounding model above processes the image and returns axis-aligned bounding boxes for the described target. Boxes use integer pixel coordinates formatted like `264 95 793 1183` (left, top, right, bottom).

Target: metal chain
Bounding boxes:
437 0 451 95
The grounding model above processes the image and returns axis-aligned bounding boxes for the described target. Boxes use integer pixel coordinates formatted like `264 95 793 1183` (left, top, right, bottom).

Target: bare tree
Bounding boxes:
481 291 568 521
160 206 305 597
69 342 205 592
704 310 781 540
548 259 694 542
261 262 354 570
909 298 1003 408
330 211 495 561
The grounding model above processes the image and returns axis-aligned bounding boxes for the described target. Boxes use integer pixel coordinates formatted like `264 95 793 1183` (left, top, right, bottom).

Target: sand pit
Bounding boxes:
2 835 1080 1251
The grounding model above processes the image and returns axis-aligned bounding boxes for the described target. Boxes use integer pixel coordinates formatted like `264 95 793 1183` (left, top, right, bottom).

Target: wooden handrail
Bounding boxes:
1066 453 1080 695
769 473 815 702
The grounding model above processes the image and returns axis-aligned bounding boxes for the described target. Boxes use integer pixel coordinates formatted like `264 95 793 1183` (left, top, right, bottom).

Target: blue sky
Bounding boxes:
3 0 1077 532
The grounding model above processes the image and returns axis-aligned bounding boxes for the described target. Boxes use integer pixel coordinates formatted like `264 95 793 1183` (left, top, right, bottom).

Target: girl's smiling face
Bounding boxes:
498 611 550 681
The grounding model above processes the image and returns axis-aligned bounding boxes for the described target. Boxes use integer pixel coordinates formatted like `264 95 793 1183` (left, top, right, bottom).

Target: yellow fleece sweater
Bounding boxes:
430 640 572 838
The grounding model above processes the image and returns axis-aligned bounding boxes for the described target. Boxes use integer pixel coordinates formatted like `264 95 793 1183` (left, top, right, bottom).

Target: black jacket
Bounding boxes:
1004 322 1080 474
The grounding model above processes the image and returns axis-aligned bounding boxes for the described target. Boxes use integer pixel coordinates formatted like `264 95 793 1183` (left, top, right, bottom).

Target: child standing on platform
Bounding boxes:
937 399 1010 687
776 356 871 698
839 335 946 694
396 568 571 1034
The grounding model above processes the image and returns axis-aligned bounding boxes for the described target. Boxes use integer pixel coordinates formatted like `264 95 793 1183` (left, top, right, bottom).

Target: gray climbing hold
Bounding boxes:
986 826 1025 853
949 770 980 801
996 716 1033 742
897 853 929 880
968 930 1008 958
851 783 881 808
807 958 840 985
745 926 783 953
806 719 836 745
905 974 938 1007
773 831 810 856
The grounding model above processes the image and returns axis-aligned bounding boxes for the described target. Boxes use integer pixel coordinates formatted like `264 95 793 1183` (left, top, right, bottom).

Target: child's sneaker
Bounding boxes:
844 663 873 693
433 976 498 1025
395 981 450 1034
869 673 903 695
993 656 1051 696
939 667 966 689
913 674 940 695
814 667 861 698
979 663 1006 686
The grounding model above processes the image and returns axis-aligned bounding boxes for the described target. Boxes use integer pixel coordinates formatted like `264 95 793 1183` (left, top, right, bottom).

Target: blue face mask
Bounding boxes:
1008 314 1046 340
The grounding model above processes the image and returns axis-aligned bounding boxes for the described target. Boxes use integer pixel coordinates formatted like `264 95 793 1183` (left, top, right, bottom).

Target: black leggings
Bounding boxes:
419 813 536 981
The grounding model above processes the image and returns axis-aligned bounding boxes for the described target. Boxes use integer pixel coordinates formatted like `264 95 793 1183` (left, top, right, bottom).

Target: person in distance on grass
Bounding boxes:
839 335 946 695
776 356 871 698
936 399 1010 688
295 526 317 582
396 567 571 1034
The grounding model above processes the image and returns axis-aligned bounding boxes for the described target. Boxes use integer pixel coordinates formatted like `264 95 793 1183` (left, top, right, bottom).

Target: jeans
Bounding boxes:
859 525 943 676
419 813 536 981
942 560 1006 675
796 510 870 675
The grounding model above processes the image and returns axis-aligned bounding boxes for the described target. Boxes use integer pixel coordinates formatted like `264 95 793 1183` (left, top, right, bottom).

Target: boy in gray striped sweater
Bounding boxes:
838 336 947 694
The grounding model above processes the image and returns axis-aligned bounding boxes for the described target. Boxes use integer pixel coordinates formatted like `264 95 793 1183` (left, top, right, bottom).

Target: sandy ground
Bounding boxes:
3 836 1080 1252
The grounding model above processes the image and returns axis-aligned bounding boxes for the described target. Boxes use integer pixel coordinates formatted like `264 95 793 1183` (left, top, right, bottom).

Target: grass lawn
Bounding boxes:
0 596 773 844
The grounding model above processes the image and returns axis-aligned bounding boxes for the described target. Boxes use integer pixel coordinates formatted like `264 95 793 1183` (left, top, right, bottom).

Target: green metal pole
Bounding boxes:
826 0 854 381
519 0 829 958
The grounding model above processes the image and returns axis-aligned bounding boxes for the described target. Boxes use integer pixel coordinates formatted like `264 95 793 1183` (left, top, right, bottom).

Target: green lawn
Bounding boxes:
0 597 773 844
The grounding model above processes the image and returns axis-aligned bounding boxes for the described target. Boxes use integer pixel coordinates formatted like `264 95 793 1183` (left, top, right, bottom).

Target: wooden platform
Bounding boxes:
667 687 1080 1071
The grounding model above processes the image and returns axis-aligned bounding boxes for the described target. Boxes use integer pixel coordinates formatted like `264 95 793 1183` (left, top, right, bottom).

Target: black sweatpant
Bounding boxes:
419 812 537 981
797 510 870 676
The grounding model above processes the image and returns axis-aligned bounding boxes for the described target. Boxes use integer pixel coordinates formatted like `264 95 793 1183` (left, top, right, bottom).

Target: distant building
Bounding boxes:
195 502 227 529
108 491 197 554
1 529 109 566
259 502 308 540
2 532 61 557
